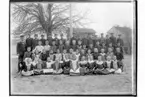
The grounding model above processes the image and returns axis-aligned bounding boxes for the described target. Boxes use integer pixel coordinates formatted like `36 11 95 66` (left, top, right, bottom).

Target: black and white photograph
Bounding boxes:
10 0 137 96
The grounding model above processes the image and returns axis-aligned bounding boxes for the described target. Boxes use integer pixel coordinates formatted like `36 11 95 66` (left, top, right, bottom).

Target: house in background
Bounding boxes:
107 25 132 54
67 28 97 39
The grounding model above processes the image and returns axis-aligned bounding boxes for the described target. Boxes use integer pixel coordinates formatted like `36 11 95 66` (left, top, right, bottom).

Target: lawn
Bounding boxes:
10 39 134 95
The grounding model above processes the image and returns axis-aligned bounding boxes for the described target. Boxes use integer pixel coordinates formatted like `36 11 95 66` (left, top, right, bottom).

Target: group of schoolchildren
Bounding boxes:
16 33 124 76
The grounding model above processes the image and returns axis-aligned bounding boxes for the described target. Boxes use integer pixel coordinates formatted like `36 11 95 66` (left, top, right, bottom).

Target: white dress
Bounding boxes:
33 45 44 53
113 60 122 74
44 45 51 51
43 61 54 73
70 53 80 73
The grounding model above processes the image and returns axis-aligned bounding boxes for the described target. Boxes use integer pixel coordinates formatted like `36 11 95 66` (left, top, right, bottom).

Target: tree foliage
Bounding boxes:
12 3 91 37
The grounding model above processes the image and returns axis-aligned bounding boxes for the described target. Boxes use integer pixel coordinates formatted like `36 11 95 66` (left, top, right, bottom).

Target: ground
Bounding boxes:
10 39 133 95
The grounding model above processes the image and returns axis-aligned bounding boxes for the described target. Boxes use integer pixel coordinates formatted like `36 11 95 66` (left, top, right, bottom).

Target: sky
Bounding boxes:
10 2 134 35
74 3 134 34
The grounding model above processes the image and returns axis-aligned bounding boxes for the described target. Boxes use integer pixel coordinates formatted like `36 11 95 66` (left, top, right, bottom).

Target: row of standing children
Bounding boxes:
16 33 124 76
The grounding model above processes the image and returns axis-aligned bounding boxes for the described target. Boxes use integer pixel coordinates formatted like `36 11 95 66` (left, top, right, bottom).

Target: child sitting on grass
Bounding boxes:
112 55 122 74
43 57 54 74
94 56 109 75
54 49 63 74
79 56 88 75
21 58 34 76
62 49 70 74
69 49 80 75
87 54 95 74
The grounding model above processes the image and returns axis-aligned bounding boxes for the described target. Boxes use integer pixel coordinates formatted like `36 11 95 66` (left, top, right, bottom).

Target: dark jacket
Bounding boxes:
17 41 26 55
114 52 124 61
26 38 33 48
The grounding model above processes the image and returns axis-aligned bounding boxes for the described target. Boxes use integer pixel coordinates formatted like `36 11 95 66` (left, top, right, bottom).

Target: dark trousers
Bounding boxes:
17 53 24 72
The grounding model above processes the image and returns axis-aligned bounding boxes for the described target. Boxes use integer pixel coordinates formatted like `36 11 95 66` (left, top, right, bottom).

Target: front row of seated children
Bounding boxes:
19 47 123 76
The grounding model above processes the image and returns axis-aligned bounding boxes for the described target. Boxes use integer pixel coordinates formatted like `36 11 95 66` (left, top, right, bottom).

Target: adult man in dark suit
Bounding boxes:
110 33 117 47
17 35 26 72
105 34 111 47
32 34 39 50
117 34 124 46
25 33 33 50
99 33 106 46
40 34 46 46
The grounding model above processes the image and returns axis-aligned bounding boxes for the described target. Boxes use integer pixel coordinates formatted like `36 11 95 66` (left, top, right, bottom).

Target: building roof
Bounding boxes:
72 28 96 34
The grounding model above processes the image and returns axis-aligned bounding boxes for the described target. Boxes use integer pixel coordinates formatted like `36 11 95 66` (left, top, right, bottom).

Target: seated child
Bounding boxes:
94 56 109 75
23 46 32 60
62 49 70 74
87 53 95 74
104 56 114 73
21 58 34 76
54 49 63 74
69 49 80 75
43 57 54 74
79 56 88 75
40 49 48 69
100 48 106 61
114 47 124 71
111 55 122 74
